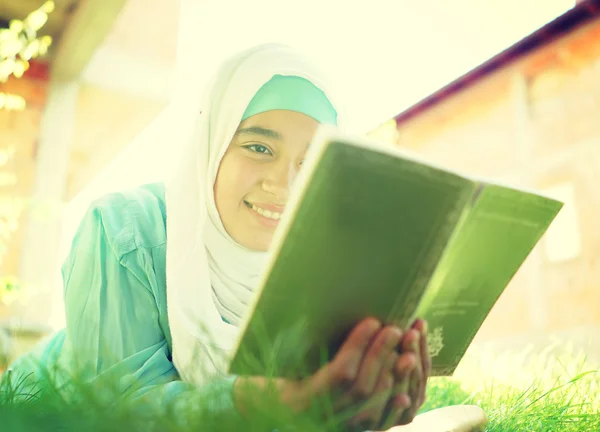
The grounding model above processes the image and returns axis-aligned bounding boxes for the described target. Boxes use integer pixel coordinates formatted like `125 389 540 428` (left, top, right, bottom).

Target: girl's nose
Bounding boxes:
261 161 300 202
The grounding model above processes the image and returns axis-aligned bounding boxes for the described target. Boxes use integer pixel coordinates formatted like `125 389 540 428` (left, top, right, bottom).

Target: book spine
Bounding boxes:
388 184 478 327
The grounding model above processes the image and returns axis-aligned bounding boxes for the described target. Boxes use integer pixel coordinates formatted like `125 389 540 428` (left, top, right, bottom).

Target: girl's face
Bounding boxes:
214 110 319 251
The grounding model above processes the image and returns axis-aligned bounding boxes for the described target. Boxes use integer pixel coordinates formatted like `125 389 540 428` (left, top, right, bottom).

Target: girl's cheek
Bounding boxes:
233 159 266 188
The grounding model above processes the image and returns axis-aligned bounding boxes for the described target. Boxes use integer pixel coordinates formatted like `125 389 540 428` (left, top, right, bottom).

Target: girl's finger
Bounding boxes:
401 328 423 424
415 319 431 406
403 324 423 423
381 393 412 430
349 366 394 431
368 352 398 424
349 326 402 402
401 330 421 392
393 351 416 393
383 353 415 428
403 360 423 424
310 318 381 396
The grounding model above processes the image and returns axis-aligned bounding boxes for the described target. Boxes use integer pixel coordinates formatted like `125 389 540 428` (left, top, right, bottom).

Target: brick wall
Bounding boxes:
372 18 600 341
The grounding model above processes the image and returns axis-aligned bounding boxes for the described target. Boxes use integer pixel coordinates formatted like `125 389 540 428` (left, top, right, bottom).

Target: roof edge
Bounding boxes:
392 0 600 126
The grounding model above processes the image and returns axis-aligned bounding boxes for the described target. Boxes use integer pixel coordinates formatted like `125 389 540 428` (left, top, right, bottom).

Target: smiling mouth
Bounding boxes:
244 201 283 221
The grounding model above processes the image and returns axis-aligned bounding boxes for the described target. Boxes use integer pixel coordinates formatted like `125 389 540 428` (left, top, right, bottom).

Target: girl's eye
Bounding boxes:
244 144 272 155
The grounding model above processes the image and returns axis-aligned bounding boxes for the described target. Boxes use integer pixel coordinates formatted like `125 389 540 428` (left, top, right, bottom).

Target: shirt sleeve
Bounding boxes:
60 200 239 419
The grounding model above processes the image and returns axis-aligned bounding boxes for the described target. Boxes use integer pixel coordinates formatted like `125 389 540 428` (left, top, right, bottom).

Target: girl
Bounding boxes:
5 44 429 430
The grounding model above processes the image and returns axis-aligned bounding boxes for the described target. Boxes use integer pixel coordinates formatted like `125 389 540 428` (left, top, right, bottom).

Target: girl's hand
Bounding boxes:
306 318 408 431
394 318 431 426
234 317 428 431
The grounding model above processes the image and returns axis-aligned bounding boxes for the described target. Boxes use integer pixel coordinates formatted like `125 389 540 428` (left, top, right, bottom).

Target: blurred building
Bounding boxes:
370 0 600 349
1 0 597 362
0 0 177 351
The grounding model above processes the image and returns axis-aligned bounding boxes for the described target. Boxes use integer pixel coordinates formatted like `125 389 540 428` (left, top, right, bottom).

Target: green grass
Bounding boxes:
422 343 600 431
421 371 599 431
1 345 598 431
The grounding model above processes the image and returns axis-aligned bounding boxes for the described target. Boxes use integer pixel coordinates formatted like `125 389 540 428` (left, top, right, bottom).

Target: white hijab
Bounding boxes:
165 43 340 385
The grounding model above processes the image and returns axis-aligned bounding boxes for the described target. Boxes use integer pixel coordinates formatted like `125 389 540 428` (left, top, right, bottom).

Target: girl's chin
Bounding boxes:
239 235 272 253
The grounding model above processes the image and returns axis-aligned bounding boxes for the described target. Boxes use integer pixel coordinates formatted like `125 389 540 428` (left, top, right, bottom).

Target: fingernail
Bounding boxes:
367 318 382 332
386 328 402 347
401 353 416 372
422 320 428 335
395 393 412 408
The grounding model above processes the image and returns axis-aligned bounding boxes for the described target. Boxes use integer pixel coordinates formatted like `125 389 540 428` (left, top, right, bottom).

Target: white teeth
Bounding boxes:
251 204 282 220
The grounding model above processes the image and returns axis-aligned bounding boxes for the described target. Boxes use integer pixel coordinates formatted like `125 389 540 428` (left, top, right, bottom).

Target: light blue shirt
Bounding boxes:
3 183 237 414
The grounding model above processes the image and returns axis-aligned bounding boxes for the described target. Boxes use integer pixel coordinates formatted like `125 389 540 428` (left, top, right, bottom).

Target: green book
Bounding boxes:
228 127 563 378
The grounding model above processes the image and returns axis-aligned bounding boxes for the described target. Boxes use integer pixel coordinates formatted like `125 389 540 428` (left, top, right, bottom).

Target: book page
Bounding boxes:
229 138 476 378
413 183 563 376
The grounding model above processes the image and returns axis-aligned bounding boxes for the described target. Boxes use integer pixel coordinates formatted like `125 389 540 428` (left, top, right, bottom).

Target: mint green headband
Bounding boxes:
242 75 338 125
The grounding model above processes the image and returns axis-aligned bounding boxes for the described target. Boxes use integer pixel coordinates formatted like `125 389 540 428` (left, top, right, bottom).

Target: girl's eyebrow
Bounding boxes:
235 126 282 140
